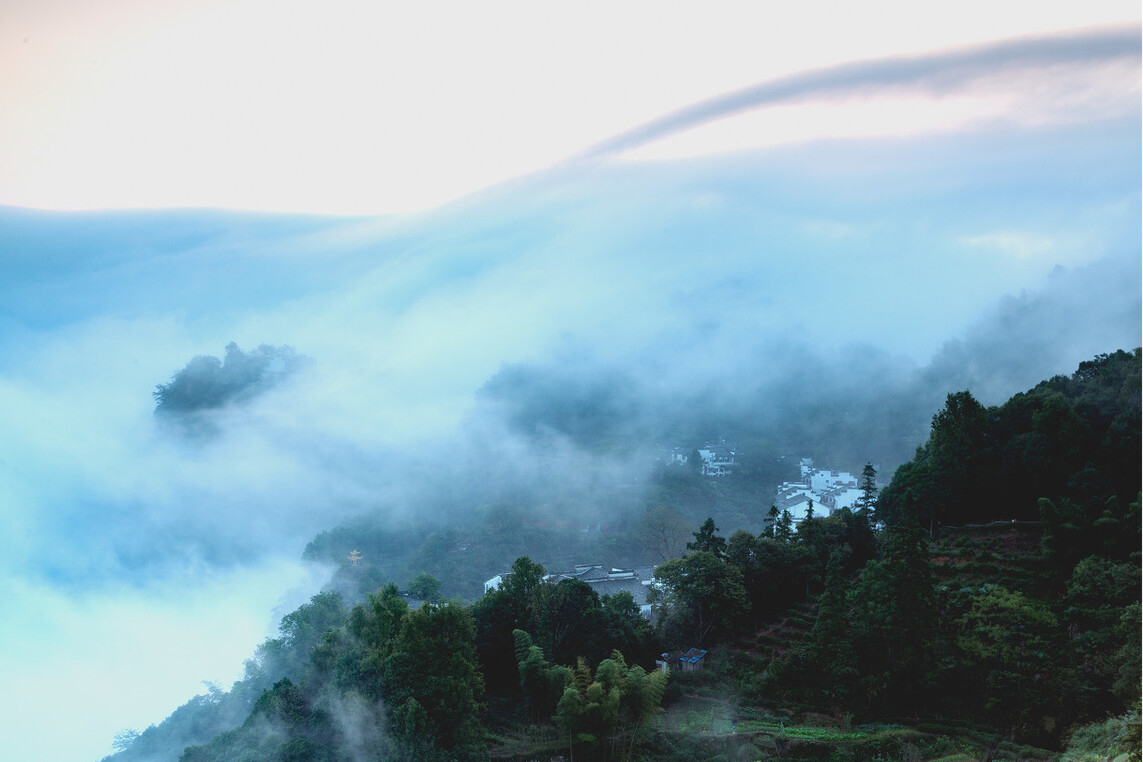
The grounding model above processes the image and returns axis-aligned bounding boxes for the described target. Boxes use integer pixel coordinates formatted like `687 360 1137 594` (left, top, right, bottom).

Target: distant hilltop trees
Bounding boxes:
153 342 307 416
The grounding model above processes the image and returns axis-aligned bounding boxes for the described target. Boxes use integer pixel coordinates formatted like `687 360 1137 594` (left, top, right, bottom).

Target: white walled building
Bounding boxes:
772 458 864 524
698 441 736 477
807 468 858 494
660 440 737 477
819 484 863 512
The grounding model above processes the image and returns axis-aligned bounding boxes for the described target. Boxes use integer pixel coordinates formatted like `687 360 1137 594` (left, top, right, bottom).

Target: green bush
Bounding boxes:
1062 710 1142 762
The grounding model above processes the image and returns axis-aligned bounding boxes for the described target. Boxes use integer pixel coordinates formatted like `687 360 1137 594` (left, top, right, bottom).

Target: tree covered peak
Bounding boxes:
153 342 308 416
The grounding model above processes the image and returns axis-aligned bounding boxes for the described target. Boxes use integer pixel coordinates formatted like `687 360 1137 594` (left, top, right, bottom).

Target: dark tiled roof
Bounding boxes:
584 577 652 606
569 566 611 581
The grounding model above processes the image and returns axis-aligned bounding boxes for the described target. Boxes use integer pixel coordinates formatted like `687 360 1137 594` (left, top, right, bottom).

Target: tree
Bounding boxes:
1063 555 1142 711
112 729 140 752
725 530 814 622
652 551 749 646
392 697 433 761
539 578 604 665
775 509 794 543
849 521 937 713
153 343 305 414
855 463 878 513
408 573 443 601
274 591 348 675
877 391 993 533
386 602 485 754
686 517 726 558
471 557 553 698
514 629 568 722
345 583 409 697
471 584 520 696
639 506 690 563
762 505 780 538
805 552 858 707
689 448 704 476
250 677 309 729
955 586 1061 735
614 660 667 759
555 679 588 760
725 530 757 572
554 651 666 762
880 351 1141 532
1111 602 1141 703
926 390 992 528
502 556 547 625
599 591 655 666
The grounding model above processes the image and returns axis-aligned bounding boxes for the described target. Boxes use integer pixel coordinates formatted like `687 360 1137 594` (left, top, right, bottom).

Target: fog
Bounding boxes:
0 30 1139 762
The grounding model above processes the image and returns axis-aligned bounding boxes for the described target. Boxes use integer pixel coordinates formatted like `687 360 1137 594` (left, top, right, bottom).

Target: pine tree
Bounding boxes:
687 517 727 558
775 510 794 543
809 552 858 707
762 505 780 538
856 463 878 513
851 520 937 713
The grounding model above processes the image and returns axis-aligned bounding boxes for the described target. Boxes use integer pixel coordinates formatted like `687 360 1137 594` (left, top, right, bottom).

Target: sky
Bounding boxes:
0 3 1140 762
0 0 1138 214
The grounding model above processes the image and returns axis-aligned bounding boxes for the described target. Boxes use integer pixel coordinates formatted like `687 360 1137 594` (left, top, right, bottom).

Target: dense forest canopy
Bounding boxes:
878 349 1141 532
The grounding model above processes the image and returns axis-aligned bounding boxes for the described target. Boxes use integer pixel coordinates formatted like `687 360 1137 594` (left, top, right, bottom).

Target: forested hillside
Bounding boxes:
104 351 1141 762
878 349 1140 534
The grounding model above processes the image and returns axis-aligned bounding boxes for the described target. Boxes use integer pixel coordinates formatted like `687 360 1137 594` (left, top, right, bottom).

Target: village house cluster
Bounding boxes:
660 440 737 477
772 458 866 524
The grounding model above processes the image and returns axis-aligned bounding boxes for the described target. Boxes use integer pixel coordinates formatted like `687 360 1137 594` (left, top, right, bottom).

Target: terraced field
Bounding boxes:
928 522 1049 596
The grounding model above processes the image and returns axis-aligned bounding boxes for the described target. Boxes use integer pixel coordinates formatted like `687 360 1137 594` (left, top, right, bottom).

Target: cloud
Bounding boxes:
1 103 1137 583
575 25 1140 162
961 231 1063 261
922 255 1143 404
0 558 326 762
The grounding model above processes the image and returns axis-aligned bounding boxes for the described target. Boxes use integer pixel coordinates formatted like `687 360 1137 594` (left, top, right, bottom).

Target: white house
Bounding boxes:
819 484 863 512
776 492 816 523
806 468 857 493
483 574 505 594
697 441 736 477
660 440 738 477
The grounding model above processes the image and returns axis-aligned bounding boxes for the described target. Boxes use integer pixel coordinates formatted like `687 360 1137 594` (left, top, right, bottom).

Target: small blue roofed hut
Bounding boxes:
679 648 707 672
